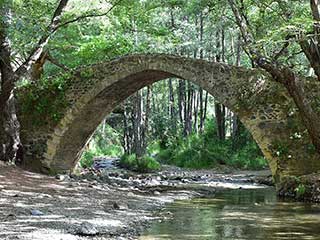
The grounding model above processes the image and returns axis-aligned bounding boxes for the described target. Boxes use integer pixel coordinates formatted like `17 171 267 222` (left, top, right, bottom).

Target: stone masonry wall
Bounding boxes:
17 54 320 183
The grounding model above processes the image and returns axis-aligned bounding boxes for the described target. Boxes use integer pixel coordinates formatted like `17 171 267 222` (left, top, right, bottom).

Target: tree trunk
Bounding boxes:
199 88 204 132
133 90 144 157
198 12 205 132
214 28 226 140
123 101 132 154
229 0 320 153
200 91 208 132
0 3 22 163
142 86 151 151
0 0 69 164
168 78 176 131
232 32 242 143
185 81 193 135
193 87 199 133
282 69 320 152
221 28 226 63
215 102 226 140
178 80 185 125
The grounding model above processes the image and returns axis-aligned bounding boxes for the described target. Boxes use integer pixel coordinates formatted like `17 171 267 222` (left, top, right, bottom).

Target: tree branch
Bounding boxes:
227 0 287 82
273 36 290 60
15 0 122 79
47 52 70 72
56 0 122 30
14 0 69 78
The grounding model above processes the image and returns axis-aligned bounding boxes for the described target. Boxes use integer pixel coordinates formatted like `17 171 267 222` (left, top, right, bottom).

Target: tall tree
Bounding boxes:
0 0 121 163
214 28 226 140
228 0 320 153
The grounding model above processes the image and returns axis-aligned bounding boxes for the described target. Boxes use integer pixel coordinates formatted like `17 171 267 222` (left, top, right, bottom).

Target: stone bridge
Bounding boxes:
17 54 320 183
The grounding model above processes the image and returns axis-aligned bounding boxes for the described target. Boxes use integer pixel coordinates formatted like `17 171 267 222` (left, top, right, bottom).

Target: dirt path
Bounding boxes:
0 164 272 239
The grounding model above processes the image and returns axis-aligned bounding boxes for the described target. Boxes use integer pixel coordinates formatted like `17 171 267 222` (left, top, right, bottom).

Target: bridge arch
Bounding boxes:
19 54 320 182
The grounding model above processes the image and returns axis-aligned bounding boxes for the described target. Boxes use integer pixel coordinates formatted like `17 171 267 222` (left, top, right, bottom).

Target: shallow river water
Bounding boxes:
140 187 320 240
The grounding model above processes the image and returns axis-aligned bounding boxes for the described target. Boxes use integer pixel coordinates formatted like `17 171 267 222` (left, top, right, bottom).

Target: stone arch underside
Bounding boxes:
19 54 320 182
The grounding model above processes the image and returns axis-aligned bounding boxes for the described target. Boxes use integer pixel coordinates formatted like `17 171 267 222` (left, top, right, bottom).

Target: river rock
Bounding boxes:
30 209 44 216
113 202 129 210
74 221 99 236
56 174 70 181
4 213 16 221
154 191 161 195
127 192 135 197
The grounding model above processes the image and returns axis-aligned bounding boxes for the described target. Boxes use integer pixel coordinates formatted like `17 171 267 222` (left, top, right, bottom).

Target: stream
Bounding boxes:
140 186 320 240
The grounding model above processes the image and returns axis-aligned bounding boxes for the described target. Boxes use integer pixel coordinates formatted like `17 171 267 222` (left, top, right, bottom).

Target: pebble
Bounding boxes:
154 191 161 195
56 174 70 181
113 202 129 210
127 192 135 197
30 209 44 216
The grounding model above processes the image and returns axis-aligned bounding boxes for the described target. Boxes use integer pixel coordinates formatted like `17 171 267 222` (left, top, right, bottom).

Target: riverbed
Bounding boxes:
1 161 318 240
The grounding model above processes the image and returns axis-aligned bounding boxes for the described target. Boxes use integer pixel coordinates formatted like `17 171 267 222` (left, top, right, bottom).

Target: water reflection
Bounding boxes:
140 188 320 240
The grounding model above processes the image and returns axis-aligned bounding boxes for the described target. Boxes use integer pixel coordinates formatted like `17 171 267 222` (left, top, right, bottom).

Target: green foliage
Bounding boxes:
70 33 135 66
157 134 229 169
295 183 306 198
79 150 95 169
156 119 267 170
227 143 267 170
90 123 123 155
272 140 290 158
120 154 161 173
17 74 70 126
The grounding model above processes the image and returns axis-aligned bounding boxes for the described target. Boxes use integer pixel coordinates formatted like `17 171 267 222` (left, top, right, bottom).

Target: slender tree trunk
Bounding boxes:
200 91 208 132
193 88 199 133
215 102 226 140
142 86 151 151
183 81 188 136
123 101 132 154
221 28 226 63
214 29 226 140
168 78 176 131
133 91 144 157
236 33 241 66
232 33 242 142
102 118 106 139
178 80 185 125
198 12 205 132
199 89 204 132
199 11 204 59
186 81 194 135
232 113 241 149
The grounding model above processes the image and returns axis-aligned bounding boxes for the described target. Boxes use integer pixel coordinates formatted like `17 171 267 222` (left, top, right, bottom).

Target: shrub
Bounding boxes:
137 156 161 172
155 119 266 170
119 154 136 169
79 150 95 168
227 143 267 170
120 154 161 173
